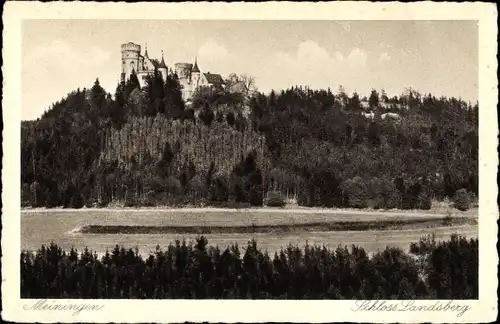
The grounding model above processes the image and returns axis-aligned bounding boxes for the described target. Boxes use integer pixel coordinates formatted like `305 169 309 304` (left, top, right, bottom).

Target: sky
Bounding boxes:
22 20 478 120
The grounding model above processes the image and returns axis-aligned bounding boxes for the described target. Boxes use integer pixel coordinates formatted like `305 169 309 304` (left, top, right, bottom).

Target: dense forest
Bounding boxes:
21 235 478 299
21 68 478 209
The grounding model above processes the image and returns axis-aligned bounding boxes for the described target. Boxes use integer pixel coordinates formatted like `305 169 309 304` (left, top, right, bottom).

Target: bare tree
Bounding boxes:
226 73 240 86
337 84 349 107
225 73 257 96
239 74 257 95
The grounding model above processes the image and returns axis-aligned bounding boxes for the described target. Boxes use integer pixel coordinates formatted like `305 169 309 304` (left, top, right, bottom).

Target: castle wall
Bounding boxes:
159 69 167 83
199 74 209 86
137 71 150 88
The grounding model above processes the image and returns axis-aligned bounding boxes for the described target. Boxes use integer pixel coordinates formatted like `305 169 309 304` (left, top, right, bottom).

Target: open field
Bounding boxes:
21 208 478 257
21 206 479 216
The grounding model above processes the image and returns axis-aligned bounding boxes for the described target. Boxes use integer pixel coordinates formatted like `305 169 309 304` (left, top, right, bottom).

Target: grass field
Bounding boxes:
21 208 478 257
21 206 477 225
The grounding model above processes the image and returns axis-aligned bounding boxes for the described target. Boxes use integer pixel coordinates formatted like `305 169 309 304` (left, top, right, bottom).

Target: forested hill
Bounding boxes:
21 70 478 210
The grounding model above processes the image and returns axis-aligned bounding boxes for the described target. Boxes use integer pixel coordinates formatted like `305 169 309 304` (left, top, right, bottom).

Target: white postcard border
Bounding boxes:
2 2 498 323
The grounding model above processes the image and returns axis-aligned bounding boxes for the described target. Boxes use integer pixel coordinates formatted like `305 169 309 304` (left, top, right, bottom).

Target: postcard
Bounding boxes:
2 1 498 323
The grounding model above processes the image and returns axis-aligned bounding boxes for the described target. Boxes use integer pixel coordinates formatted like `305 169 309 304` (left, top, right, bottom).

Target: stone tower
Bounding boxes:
121 42 141 83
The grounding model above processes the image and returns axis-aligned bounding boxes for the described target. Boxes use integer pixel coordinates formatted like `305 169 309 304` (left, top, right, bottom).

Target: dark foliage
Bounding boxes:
22 81 478 209
21 235 478 299
453 188 472 211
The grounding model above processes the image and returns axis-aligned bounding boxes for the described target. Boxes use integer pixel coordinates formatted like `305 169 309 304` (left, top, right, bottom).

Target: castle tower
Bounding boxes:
121 42 141 83
191 57 201 87
175 62 194 100
158 50 168 82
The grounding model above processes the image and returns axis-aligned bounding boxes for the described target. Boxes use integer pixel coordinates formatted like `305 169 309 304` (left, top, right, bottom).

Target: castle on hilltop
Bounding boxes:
120 42 225 101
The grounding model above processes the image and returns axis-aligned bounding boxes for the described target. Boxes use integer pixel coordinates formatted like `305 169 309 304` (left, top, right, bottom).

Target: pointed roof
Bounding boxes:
192 57 200 73
144 43 149 58
159 50 167 69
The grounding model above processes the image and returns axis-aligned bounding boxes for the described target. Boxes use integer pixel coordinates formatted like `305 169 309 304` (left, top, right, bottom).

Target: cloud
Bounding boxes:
197 38 230 61
378 52 391 63
89 47 112 65
347 48 368 68
22 39 113 120
196 38 240 76
297 40 331 63
399 48 413 56
276 41 367 72
265 41 369 92
27 39 111 72
30 39 70 58
337 21 351 32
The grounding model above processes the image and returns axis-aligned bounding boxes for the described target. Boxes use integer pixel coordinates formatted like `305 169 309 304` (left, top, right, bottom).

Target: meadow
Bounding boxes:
21 208 477 257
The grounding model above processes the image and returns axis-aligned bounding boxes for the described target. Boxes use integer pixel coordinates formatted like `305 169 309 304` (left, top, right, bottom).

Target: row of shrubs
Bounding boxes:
21 235 477 299
453 188 477 211
264 188 476 211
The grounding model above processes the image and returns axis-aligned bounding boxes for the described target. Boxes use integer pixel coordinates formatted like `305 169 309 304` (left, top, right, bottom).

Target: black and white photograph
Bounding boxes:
2 2 498 323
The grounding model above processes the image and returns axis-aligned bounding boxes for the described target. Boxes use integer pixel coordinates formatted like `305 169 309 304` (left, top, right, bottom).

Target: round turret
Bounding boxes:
121 42 141 81
121 42 141 53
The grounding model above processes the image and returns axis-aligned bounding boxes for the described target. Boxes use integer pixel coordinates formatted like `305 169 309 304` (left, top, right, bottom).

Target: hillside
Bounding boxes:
21 72 478 210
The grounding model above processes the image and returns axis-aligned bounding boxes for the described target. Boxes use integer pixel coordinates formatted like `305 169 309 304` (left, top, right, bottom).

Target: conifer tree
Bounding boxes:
199 102 214 126
165 73 185 119
89 78 107 119
369 89 380 109
124 70 140 98
110 83 126 127
349 91 361 111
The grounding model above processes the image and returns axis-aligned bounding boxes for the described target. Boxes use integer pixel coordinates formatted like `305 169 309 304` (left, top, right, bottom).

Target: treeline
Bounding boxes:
21 235 478 299
247 86 478 209
21 72 478 209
